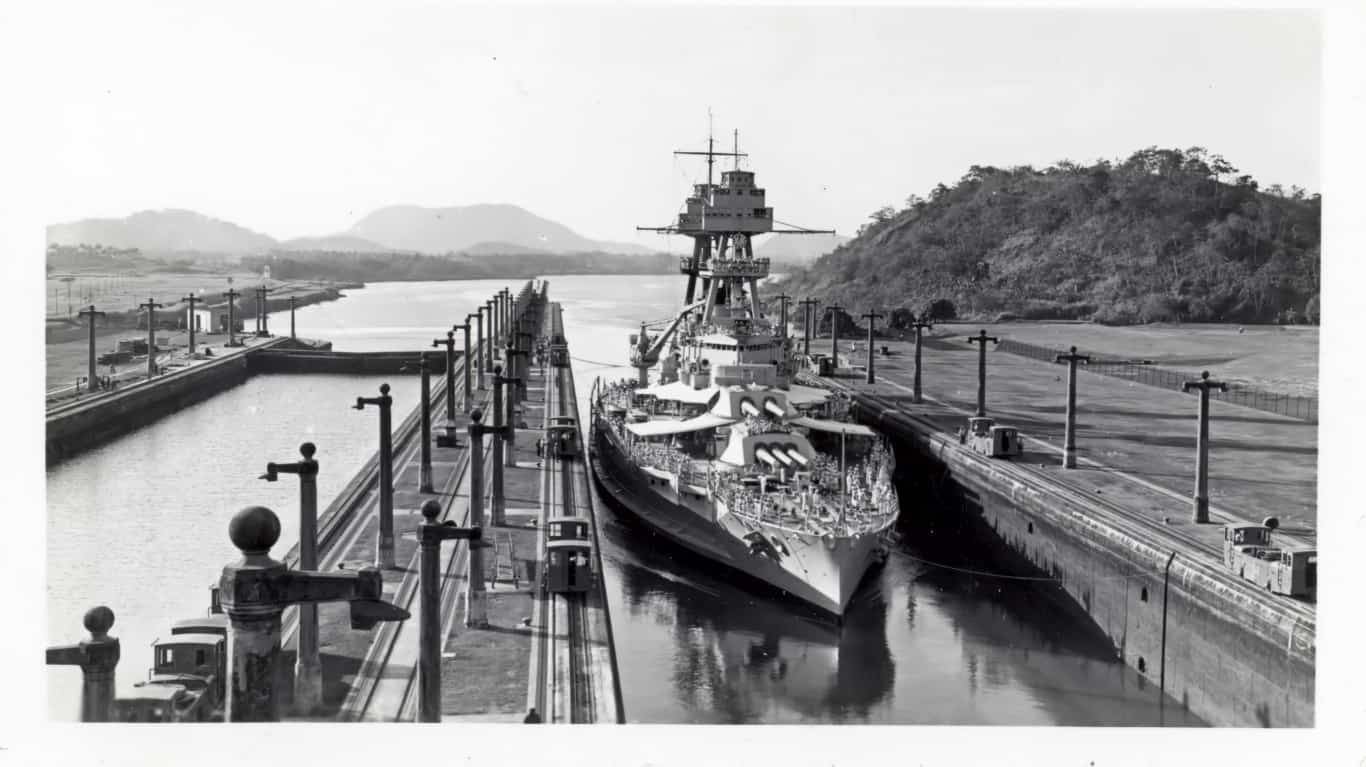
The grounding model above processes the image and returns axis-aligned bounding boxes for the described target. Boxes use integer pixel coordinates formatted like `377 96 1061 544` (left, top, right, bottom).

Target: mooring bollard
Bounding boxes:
862 309 883 385
354 383 397 568
139 297 164 380
417 499 481 722
1054 346 1091 469
260 442 322 714
223 287 241 347
966 329 1000 417
456 318 474 413
219 505 410 721
909 313 933 404
79 305 106 393
46 606 120 722
1182 371 1228 524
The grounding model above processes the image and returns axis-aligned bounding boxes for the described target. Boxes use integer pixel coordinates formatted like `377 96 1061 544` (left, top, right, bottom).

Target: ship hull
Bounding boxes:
590 417 886 617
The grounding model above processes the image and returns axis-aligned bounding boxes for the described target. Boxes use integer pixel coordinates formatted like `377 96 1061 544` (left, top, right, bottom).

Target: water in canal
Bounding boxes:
46 275 1202 725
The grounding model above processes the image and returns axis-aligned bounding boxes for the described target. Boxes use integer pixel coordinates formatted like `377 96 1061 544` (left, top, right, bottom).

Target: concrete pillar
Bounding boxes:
46 606 120 722
966 330 999 417
417 499 481 722
1054 346 1091 469
1182 371 1228 523
354 384 396 568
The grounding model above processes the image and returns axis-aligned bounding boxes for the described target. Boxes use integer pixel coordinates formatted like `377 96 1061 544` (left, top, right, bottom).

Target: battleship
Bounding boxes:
588 133 900 616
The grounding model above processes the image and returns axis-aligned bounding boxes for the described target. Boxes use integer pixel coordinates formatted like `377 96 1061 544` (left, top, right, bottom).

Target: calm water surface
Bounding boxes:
46 275 1202 725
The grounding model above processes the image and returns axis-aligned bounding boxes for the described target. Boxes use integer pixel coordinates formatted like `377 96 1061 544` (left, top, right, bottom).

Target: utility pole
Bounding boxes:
255 286 270 337
1182 371 1228 524
1054 346 1091 469
825 304 845 375
354 384 396 568
182 293 201 358
966 330 999 417
260 443 322 713
487 299 498 363
775 293 792 337
405 354 436 493
492 365 520 522
432 330 458 424
138 297 164 380
861 309 883 384
798 298 818 357
289 295 297 339
909 313 934 404
465 409 508 627
224 288 241 347
78 305 105 393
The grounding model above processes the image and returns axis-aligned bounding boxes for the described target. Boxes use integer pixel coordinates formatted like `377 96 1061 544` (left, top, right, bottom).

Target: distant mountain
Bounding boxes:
278 234 388 253
458 240 553 256
345 203 656 256
47 209 276 255
47 203 659 258
753 233 852 265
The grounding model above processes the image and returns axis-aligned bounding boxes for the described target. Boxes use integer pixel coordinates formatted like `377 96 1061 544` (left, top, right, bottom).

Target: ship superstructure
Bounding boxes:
590 132 899 616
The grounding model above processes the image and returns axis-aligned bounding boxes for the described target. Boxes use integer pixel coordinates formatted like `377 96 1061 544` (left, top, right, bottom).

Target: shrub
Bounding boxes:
1094 300 1140 325
924 298 957 321
1304 294 1320 324
1138 294 1183 323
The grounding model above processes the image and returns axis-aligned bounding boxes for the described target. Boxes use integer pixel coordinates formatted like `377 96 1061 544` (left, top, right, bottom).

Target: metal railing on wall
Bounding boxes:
994 338 1318 424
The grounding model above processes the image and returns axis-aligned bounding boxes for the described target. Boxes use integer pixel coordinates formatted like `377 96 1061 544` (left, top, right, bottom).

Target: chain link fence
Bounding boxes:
995 338 1317 423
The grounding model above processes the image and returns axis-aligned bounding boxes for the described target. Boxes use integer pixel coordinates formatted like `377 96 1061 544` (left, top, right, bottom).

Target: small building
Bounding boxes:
189 303 240 334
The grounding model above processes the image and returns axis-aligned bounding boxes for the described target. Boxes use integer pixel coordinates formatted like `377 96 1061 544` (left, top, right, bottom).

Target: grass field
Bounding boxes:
926 321 1319 396
44 271 278 320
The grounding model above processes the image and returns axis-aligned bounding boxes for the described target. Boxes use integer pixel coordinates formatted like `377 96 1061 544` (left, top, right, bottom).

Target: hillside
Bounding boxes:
345 203 656 255
278 234 387 252
753 233 851 266
778 148 1320 325
47 209 276 255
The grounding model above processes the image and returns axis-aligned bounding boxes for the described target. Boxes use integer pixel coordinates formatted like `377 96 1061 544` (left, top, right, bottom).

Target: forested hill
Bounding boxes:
779 148 1320 325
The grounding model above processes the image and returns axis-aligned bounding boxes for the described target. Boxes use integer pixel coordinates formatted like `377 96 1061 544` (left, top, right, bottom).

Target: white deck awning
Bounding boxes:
637 381 720 405
783 384 833 406
626 412 735 437
788 416 875 437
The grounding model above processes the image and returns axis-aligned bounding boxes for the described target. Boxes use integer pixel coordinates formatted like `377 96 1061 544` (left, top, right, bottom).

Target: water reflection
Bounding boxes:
603 514 895 723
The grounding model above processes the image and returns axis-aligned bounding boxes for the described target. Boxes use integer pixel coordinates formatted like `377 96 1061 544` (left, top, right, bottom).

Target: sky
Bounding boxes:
17 4 1321 247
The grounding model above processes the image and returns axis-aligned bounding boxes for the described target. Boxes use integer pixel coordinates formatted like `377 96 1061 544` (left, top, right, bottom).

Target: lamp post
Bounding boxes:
458 317 475 412
354 383 396 568
260 442 322 713
825 304 845 375
182 293 201 358
223 288 241 347
416 499 481 722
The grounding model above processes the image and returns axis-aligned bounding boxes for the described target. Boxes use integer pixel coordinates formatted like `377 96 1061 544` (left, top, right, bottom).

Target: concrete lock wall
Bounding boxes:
864 403 1314 728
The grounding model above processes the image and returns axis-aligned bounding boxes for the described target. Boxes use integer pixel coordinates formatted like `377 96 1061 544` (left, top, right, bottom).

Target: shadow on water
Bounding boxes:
889 443 1206 726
